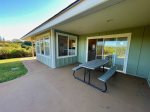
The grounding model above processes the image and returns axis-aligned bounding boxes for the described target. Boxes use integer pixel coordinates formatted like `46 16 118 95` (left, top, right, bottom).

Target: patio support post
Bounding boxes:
31 38 34 58
51 29 56 68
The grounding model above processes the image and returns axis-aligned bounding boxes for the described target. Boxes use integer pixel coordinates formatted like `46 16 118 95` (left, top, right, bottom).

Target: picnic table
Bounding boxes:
72 59 117 92
79 59 109 84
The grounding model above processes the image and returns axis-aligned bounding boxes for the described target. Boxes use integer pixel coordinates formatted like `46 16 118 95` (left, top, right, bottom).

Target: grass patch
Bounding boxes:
0 57 32 83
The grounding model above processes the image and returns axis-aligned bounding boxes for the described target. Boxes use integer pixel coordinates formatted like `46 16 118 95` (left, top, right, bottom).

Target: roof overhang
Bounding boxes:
21 0 124 40
54 0 150 35
22 0 150 40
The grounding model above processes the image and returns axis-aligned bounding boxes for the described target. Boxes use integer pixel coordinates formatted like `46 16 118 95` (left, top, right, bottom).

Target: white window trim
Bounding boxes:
36 41 40 54
40 38 45 55
86 33 132 73
56 32 77 59
36 36 51 57
44 37 51 56
69 35 78 56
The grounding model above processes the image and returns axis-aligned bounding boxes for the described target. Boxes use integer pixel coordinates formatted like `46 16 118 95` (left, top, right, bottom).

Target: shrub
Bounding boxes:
0 41 33 59
0 47 32 59
21 44 31 50
0 42 21 48
0 48 11 59
11 49 25 58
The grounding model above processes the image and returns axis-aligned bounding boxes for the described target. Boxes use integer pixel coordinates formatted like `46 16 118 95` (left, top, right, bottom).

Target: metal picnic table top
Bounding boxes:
79 59 109 70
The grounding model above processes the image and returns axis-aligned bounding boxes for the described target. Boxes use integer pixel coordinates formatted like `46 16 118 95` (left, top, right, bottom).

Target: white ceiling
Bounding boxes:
54 0 150 35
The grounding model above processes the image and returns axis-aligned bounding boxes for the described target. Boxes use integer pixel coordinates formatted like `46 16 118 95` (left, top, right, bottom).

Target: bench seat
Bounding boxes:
72 66 82 78
98 66 117 92
98 66 116 82
72 66 82 72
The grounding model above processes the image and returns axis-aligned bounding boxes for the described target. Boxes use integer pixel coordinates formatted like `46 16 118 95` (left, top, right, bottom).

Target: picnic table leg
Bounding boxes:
88 70 91 84
102 82 107 92
84 68 86 82
73 71 76 78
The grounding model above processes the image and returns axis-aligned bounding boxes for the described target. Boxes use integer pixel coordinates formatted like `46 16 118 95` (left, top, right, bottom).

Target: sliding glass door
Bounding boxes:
87 34 130 73
103 38 116 68
115 37 128 71
96 39 103 59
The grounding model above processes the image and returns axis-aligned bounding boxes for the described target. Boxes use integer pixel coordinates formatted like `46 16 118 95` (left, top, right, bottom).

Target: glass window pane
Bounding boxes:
87 36 129 72
115 37 127 71
44 38 50 56
36 41 40 54
88 39 96 61
69 38 76 55
58 35 68 56
40 39 44 55
96 39 103 59
104 38 116 68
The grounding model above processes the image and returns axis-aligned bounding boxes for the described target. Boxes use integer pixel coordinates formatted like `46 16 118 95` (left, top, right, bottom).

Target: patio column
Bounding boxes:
31 38 34 58
51 29 56 68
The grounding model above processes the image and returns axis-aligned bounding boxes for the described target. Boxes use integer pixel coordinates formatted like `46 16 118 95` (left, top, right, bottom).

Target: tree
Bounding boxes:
22 41 32 46
12 39 22 43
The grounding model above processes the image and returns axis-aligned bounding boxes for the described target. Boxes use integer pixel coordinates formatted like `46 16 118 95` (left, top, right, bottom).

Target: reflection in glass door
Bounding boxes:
103 38 116 68
87 35 130 73
115 37 127 71
88 39 96 61
96 39 103 59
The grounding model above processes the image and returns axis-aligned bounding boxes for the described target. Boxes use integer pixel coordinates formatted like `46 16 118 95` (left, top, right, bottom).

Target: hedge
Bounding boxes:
0 47 32 59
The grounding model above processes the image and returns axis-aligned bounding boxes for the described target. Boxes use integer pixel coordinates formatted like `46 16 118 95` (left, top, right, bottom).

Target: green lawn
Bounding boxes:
0 57 32 83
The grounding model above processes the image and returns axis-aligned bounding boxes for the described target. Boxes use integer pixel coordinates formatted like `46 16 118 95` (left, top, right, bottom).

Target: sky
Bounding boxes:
0 0 75 40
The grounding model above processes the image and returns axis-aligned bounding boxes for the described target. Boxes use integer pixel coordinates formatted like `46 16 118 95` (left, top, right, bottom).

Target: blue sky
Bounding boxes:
0 0 75 40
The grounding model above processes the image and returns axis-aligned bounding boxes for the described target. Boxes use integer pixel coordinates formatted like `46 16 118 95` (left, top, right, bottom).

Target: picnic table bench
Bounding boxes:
72 66 82 78
98 66 117 92
72 59 117 92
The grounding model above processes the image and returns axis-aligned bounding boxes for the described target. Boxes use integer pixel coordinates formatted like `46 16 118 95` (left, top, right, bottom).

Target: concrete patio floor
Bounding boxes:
0 59 150 112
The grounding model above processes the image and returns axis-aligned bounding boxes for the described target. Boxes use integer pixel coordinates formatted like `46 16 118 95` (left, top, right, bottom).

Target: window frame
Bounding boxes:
86 33 131 73
36 40 40 54
40 38 45 55
56 32 77 59
44 37 50 56
36 36 50 57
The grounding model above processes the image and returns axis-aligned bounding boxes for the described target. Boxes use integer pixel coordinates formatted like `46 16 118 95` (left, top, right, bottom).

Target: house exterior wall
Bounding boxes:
148 74 150 87
36 55 51 67
56 57 78 67
78 26 150 79
136 26 150 78
34 31 51 67
54 30 78 68
33 26 150 82
33 29 78 68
